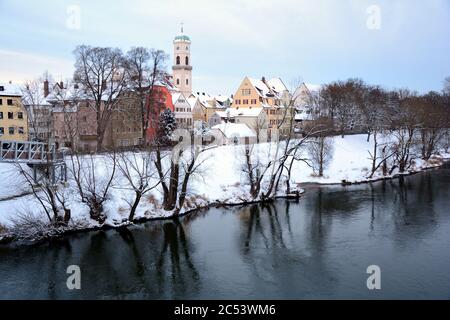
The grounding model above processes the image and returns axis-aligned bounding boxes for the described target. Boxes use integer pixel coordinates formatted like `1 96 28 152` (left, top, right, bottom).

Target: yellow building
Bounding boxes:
0 83 28 141
232 76 293 137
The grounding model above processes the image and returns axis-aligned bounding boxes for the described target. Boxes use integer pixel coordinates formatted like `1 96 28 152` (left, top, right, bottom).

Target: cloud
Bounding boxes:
0 50 73 83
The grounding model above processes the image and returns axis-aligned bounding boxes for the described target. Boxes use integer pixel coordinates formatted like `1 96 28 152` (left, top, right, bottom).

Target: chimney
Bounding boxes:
261 76 266 83
59 81 64 89
44 80 49 97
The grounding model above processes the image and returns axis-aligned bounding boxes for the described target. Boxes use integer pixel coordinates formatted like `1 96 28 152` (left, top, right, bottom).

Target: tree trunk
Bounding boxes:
129 191 142 221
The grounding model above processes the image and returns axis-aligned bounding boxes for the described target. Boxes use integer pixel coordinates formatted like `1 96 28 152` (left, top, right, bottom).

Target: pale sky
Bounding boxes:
1 0 449 95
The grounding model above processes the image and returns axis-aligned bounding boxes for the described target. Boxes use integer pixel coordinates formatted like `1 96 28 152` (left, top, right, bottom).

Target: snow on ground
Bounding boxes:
0 134 448 232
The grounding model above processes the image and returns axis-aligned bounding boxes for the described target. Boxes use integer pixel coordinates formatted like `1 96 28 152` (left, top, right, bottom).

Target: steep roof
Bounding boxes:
247 77 288 99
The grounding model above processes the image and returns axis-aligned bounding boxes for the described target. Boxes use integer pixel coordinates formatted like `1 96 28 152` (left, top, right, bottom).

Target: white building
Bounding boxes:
172 92 193 129
210 122 257 145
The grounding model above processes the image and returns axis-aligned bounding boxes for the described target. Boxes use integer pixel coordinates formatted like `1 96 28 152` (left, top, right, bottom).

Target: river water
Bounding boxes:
0 165 449 299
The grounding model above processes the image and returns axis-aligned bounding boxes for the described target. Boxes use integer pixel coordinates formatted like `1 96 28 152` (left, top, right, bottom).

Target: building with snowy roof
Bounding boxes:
232 76 294 138
210 122 257 146
0 82 28 141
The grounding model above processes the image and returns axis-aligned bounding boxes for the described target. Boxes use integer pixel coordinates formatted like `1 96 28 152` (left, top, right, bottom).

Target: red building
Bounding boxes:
145 83 175 144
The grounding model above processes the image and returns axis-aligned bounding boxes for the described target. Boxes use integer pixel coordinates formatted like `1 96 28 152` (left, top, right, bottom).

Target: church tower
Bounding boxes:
172 25 192 96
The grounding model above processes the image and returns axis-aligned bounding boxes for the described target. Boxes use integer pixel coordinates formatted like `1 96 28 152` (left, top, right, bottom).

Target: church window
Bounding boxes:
185 56 189 65
176 79 180 85
176 56 180 65
186 79 189 85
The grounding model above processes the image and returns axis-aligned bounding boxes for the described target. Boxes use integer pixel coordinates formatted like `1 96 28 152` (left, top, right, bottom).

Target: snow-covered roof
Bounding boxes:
214 107 264 119
171 92 181 105
0 82 22 97
247 77 288 99
248 78 270 97
304 83 322 93
212 123 256 139
267 78 288 94
187 97 198 108
214 95 232 103
295 112 311 121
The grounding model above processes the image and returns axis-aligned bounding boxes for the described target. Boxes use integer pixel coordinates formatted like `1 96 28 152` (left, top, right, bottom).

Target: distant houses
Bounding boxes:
1 26 327 150
0 82 28 141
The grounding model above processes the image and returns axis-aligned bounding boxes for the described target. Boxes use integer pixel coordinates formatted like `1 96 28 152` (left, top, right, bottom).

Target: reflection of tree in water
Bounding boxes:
155 219 200 298
388 173 439 238
76 219 200 299
237 196 338 296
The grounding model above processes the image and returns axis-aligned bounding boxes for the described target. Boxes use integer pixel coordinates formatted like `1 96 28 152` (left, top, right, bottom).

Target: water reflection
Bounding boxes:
0 165 449 299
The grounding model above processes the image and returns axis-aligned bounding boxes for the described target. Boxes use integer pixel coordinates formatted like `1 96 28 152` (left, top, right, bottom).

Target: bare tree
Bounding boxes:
416 92 449 160
388 91 421 173
14 161 70 224
73 45 128 150
126 47 168 146
21 76 54 143
307 135 334 177
68 152 117 223
116 150 161 221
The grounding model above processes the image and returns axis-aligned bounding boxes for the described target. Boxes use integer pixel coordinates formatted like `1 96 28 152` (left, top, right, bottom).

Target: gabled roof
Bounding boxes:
247 77 288 99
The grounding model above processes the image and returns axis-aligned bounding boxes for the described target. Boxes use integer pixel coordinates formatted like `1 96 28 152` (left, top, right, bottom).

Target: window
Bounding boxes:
235 99 240 105
0 99 2 105
0 127 3 135
186 79 189 85
18 112 23 119
251 99 257 105
18 127 24 134
0 112 2 119
243 99 249 104
0 86 4 91
241 89 251 96
176 78 180 85
185 56 189 65
176 56 180 65
7 99 13 106
8 112 13 119
9 127 14 135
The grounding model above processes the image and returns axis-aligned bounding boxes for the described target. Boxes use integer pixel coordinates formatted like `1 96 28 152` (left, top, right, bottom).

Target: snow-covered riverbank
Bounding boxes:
0 133 448 241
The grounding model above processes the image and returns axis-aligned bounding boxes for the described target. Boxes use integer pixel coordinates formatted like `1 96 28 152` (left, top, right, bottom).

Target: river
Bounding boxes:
0 165 449 299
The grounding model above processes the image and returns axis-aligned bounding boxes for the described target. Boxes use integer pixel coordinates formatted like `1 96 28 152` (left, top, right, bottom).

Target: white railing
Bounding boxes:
0 140 63 164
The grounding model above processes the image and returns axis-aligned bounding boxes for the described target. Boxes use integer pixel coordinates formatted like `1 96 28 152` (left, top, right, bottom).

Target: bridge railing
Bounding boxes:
0 140 64 164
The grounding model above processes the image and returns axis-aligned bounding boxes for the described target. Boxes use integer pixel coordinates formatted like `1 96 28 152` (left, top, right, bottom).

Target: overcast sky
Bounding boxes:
1 0 449 95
